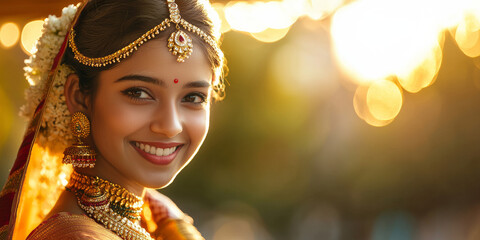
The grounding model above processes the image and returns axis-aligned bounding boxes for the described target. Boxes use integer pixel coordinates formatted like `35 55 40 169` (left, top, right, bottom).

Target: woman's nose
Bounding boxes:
150 103 183 138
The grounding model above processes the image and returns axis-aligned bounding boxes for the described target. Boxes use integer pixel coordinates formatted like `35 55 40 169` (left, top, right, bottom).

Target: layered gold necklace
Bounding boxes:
66 170 153 240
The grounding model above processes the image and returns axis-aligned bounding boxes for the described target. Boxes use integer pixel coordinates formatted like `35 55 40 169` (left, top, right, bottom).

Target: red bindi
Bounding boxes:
174 78 179 84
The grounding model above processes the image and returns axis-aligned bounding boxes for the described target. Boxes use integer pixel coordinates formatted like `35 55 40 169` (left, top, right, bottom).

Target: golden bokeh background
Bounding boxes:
2 0 480 239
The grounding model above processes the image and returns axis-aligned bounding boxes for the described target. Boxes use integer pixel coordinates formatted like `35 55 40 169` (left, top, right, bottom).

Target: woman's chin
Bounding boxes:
139 175 177 189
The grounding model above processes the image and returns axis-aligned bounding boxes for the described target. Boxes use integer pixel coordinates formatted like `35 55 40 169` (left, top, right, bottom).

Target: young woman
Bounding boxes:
0 0 225 239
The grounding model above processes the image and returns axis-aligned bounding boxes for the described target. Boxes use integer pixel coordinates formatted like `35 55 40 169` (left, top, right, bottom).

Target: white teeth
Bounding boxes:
136 142 178 156
150 146 156 154
156 147 164 156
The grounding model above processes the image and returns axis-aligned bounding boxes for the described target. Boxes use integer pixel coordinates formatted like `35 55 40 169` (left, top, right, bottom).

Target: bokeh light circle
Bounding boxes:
250 27 290 43
366 80 403 121
354 85 394 127
0 22 20 48
21 20 44 55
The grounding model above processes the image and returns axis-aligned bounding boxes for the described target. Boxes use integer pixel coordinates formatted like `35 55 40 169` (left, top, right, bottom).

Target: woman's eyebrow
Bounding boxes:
115 74 166 87
182 80 211 89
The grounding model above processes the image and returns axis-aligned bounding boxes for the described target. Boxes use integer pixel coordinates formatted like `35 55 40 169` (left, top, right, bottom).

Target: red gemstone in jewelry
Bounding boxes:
174 78 179 83
175 31 189 47
168 30 193 62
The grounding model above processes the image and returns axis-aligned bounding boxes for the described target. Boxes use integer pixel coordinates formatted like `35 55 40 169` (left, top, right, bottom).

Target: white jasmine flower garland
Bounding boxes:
20 4 78 153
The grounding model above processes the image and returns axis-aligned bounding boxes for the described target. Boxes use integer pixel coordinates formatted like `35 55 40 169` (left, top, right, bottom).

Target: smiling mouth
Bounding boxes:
134 142 180 157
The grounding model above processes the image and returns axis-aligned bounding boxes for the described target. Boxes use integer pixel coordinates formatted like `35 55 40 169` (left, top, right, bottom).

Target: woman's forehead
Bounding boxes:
99 39 213 84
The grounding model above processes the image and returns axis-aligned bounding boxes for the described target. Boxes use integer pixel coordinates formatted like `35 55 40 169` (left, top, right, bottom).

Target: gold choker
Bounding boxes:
67 171 153 240
69 0 221 66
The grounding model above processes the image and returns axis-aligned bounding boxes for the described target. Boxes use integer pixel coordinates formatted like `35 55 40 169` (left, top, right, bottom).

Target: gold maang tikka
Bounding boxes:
68 0 221 66
63 112 96 168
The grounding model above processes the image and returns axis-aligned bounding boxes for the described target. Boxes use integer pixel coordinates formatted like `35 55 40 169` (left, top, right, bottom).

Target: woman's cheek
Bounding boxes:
92 95 148 143
187 108 210 148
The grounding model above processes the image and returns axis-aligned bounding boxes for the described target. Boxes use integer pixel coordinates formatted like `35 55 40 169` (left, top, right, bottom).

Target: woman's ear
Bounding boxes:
64 73 90 114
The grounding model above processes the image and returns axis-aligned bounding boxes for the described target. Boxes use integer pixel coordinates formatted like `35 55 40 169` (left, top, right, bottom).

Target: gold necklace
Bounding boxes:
66 171 153 240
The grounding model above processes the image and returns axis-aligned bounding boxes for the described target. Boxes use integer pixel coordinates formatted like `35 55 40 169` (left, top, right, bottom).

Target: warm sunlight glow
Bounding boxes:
366 80 403 121
24 66 36 86
215 0 480 125
269 35 338 96
331 0 465 82
0 22 20 48
397 43 443 93
331 0 450 85
330 0 478 125
218 0 344 42
354 86 394 127
224 2 268 33
455 11 480 57
250 27 291 43
224 1 298 33
306 0 344 20
213 3 232 33
261 1 298 29
21 20 44 55
59 172 68 187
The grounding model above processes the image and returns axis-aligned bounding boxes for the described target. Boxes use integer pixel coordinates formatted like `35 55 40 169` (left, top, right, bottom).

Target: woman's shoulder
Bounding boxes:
27 212 122 240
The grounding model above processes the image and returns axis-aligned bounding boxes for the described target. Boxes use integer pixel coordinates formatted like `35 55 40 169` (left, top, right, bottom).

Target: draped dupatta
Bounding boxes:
0 3 86 239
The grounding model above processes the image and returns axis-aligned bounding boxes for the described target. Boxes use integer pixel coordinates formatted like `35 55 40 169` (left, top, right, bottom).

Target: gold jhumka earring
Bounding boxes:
62 112 96 168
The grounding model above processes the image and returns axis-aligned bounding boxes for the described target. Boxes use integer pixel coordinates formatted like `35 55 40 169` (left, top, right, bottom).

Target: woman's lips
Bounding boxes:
131 141 183 165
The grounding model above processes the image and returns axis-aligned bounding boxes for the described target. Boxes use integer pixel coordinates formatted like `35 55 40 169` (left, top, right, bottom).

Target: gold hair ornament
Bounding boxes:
68 0 221 66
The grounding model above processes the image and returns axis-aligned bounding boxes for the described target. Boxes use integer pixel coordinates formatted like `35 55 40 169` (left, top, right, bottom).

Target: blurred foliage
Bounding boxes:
162 29 480 239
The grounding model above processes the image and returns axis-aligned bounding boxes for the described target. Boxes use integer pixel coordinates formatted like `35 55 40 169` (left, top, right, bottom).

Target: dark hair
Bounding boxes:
63 0 226 100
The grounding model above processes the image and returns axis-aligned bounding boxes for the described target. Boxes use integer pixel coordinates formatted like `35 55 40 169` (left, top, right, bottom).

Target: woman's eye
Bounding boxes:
122 87 152 100
182 93 207 104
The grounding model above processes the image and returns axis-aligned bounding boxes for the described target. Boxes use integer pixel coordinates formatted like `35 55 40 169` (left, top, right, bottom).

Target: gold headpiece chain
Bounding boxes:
68 0 221 66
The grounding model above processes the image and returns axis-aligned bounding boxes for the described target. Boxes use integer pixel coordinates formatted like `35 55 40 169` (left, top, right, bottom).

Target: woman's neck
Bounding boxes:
75 155 146 197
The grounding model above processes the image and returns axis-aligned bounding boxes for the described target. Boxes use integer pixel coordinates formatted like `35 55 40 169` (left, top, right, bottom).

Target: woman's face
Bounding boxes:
89 39 212 189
